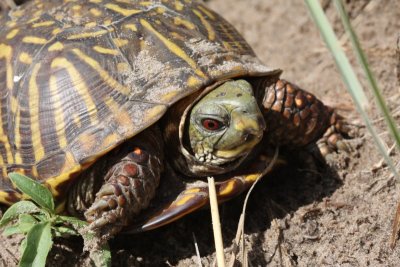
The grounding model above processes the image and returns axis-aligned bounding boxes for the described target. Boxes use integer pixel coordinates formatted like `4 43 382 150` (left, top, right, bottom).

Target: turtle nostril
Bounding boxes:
257 116 266 130
243 132 256 142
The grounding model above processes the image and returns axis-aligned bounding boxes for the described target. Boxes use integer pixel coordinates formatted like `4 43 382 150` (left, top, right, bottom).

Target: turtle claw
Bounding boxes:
316 110 358 157
85 199 110 217
83 180 129 238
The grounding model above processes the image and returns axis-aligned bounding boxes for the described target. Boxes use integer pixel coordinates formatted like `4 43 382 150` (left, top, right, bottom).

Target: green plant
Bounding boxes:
304 0 400 247
0 172 111 267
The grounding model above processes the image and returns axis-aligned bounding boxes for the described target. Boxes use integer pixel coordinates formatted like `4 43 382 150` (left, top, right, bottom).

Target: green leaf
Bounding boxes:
19 222 53 267
18 214 38 234
0 201 41 227
52 225 80 237
57 215 88 229
9 173 55 212
3 224 23 236
20 238 28 253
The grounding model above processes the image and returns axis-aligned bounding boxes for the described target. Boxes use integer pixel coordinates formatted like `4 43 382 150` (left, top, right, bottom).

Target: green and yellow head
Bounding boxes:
188 80 265 166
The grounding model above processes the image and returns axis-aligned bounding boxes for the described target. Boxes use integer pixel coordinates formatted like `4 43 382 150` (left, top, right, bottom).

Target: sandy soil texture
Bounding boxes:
1 1 400 266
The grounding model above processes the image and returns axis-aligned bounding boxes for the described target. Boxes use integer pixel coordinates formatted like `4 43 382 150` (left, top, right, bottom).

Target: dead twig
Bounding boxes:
390 200 400 248
228 147 280 266
192 232 202 267
208 176 226 267
371 143 397 172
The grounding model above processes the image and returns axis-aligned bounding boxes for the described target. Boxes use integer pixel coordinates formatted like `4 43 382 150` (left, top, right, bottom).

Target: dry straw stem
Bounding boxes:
228 147 279 266
192 232 202 267
208 176 226 267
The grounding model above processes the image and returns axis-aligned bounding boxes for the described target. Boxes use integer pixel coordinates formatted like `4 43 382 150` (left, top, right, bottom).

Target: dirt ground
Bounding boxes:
1 0 400 266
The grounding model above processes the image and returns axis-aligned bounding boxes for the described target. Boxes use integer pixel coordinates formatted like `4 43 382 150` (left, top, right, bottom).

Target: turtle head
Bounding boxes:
188 80 265 166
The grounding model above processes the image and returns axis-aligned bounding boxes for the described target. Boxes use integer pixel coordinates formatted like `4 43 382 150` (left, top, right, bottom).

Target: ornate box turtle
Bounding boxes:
0 0 349 238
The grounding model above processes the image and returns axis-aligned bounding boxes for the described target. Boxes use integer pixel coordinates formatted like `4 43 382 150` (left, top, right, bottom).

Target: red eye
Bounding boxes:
201 119 224 131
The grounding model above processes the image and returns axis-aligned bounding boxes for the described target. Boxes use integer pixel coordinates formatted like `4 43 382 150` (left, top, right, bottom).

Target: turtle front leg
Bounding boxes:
77 128 163 239
261 79 351 155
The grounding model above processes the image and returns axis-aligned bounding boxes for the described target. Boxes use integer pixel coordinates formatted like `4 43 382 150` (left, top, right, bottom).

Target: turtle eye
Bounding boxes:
201 118 224 131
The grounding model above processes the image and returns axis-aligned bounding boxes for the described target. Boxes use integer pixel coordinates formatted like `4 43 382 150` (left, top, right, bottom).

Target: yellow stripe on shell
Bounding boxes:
143 105 167 123
173 17 195 30
50 57 98 126
197 5 216 20
106 102 135 132
85 22 97 28
49 75 68 149
193 10 215 41
156 7 166 14
160 91 179 102
48 42 64 52
103 19 112 26
100 132 120 151
71 48 130 95
89 8 102 17
12 97 22 164
22 36 48 44
29 63 46 162
1 168 6 179
139 1 153 6
0 45 15 162
45 151 80 196
140 19 206 78
113 38 129 47
66 30 108 40
123 23 137 31
52 28 62 35
115 0 133 3
187 76 201 87
6 21 16 28
72 5 82 11
6 29 19 39
174 1 184 11
93 45 119 55
11 9 24 17
0 44 13 90
0 191 22 205
104 3 141 16
32 21 55 28
19 52 33 64
116 62 130 73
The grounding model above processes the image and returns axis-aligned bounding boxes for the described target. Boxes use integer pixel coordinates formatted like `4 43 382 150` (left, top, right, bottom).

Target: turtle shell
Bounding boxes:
0 0 280 204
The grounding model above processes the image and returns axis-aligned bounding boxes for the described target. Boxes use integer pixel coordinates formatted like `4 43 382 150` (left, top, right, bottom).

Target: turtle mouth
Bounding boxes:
194 130 262 166
194 138 258 166
194 150 246 166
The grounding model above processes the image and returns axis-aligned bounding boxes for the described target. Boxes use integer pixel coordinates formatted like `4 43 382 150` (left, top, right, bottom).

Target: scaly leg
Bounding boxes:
67 127 163 239
261 79 351 155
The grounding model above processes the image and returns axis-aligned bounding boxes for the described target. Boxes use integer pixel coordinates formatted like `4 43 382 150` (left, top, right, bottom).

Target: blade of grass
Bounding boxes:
304 0 400 181
333 0 400 248
334 0 400 160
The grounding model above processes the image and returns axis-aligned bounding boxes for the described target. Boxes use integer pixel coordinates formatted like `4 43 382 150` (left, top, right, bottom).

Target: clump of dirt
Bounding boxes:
1 1 400 266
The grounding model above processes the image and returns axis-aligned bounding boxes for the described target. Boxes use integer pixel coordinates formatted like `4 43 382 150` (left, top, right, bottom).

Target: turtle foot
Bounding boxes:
316 110 360 157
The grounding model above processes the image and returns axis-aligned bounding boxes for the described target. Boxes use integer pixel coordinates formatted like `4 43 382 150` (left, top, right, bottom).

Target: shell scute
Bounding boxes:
0 0 279 199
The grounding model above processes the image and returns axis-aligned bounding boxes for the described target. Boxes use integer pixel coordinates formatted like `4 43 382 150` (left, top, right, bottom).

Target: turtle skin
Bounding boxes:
0 0 350 238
